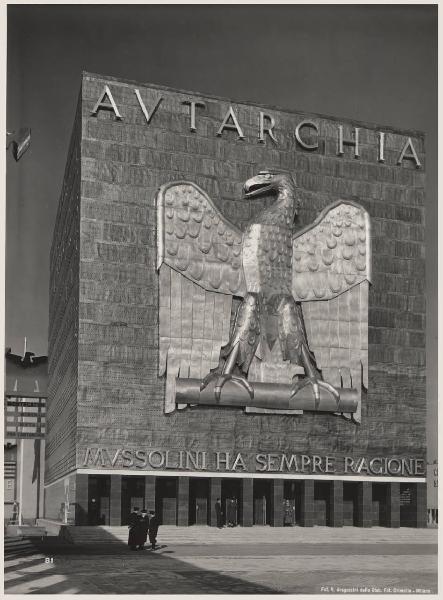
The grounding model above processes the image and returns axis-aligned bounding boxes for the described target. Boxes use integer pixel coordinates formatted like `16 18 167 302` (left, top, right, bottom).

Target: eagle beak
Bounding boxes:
243 175 273 198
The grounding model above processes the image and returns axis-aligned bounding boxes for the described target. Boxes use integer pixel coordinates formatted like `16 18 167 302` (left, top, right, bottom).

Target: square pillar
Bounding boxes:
144 476 156 512
177 477 189 526
386 482 400 528
75 473 89 525
110 475 122 525
356 481 372 527
329 480 343 527
271 480 284 527
415 483 427 528
300 479 314 527
209 478 221 527
241 478 253 527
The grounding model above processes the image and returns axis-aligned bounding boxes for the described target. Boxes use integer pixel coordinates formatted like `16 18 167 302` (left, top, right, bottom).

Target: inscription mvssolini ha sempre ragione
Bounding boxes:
83 447 426 477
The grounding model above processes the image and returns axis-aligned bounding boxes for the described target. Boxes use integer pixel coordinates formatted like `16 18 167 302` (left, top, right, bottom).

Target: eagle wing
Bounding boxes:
157 181 247 413
5 351 24 366
31 355 48 366
292 200 371 423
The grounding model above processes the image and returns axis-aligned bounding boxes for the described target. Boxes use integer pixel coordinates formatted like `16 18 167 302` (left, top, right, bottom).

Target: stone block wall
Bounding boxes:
46 95 81 485
48 72 426 483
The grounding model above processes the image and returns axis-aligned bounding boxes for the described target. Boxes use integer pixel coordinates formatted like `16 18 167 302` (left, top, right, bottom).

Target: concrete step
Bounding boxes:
65 525 437 545
36 518 64 536
4 537 36 549
5 525 47 538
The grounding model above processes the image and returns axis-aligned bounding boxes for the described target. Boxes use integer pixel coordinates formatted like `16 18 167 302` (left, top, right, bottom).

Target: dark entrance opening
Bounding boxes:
372 483 388 526
156 477 177 525
400 483 416 527
283 480 302 525
253 479 272 525
121 476 145 525
88 475 111 525
343 482 359 526
189 478 209 525
314 481 331 526
221 479 241 526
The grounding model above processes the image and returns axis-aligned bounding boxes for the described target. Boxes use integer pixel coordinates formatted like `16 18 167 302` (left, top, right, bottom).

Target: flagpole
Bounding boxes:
36 439 41 519
18 437 24 525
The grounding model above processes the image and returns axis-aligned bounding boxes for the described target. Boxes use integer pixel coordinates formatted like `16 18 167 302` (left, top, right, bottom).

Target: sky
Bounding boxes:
5 4 437 458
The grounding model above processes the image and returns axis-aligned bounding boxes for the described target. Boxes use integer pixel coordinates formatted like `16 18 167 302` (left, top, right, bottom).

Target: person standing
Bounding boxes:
128 506 140 551
215 498 223 528
283 499 295 526
136 508 150 550
227 497 236 527
148 510 160 550
232 497 238 527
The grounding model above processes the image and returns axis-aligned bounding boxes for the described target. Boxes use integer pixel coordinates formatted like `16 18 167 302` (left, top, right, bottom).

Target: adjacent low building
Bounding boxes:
4 348 47 525
45 72 427 528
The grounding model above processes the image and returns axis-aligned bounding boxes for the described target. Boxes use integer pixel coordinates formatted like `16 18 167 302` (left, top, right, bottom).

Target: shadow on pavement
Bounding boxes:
4 531 283 594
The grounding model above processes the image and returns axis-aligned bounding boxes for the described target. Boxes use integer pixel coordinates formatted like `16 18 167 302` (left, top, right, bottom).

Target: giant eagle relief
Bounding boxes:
157 170 371 423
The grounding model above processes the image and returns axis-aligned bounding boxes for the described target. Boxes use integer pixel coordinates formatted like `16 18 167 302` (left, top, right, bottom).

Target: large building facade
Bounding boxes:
45 72 427 528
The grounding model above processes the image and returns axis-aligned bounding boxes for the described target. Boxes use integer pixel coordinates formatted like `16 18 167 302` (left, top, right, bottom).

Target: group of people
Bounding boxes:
128 507 160 551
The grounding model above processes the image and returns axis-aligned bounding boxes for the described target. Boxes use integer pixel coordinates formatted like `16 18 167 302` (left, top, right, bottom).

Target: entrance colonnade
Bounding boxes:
74 474 427 528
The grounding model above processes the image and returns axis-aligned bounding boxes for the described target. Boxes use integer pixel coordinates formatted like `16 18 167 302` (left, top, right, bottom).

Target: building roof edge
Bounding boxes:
81 70 426 139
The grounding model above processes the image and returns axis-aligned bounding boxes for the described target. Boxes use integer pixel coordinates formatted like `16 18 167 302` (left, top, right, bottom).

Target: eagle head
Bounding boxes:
244 169 299 217
244 168 298 204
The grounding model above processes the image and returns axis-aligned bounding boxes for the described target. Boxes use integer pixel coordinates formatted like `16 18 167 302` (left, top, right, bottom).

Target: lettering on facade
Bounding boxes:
344 456 425 477
82 447 425 477
90 84 422 168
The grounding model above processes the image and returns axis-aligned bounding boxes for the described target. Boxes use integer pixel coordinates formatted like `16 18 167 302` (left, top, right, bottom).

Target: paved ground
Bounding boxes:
4 527 438 595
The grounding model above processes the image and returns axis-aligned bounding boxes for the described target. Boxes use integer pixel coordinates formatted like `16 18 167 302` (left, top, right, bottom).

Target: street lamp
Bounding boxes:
6 128 31 161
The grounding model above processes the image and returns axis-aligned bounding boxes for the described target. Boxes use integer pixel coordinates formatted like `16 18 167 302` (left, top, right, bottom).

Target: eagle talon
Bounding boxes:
215 374 254 401
320 381 341 408
291 377 340 410
200 371 217 392
201 372 254 402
